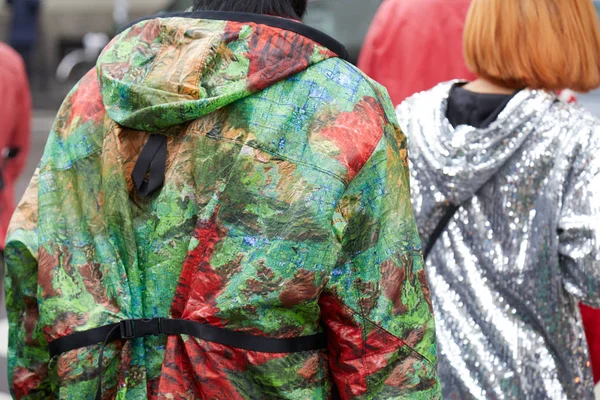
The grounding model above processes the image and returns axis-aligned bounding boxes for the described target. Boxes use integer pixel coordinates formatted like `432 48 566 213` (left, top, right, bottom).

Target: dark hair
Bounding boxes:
193 0 308 20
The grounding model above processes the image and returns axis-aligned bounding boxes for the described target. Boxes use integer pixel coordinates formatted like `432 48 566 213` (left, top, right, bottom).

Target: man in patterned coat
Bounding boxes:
5 1 441 398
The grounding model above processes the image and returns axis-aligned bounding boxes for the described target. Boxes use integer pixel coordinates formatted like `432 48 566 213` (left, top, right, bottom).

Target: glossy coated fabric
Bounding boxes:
396 81 600 399
5 15 440 399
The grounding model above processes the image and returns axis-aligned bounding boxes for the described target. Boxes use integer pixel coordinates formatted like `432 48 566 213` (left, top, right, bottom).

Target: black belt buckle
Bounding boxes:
140 317 163 336
120 320 136 339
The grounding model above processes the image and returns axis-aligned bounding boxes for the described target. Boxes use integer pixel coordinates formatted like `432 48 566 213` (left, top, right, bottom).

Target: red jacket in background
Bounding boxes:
358 0 475 105
0 42 30 249
359 0 600 384
583 305 600 383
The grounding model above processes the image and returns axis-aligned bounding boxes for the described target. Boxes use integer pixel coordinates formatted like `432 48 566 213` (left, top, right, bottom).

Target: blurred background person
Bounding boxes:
396 0 600 398
0 42 30 257
358 0 475 106
0 44 30 397
5 0 40 76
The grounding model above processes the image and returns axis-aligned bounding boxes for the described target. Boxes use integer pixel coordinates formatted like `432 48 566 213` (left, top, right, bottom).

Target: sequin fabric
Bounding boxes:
396 81 600 400
4 15 441 399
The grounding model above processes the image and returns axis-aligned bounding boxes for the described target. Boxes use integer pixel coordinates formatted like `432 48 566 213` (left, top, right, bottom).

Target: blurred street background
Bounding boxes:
0 0 600 398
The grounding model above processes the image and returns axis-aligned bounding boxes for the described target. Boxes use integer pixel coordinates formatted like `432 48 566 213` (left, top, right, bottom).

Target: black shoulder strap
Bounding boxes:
422 132 525 261
423 160 514 261
423 90 530 260
423 204 460 261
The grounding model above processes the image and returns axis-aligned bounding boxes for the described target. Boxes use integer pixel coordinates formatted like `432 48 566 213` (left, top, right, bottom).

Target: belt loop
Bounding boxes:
157 318 163 335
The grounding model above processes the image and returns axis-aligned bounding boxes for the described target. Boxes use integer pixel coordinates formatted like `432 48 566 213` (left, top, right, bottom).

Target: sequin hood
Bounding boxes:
397 81 600 399
397 82 555 241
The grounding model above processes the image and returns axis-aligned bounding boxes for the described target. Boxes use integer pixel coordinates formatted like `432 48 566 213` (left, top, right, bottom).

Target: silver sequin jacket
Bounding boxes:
396 81 600 399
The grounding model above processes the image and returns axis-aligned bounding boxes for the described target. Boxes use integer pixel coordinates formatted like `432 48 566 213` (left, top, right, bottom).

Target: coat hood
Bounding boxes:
97 11 347 132
397 81 558 205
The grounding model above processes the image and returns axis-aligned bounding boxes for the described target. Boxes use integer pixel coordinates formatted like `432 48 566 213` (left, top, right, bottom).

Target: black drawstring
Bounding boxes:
95 324 121 400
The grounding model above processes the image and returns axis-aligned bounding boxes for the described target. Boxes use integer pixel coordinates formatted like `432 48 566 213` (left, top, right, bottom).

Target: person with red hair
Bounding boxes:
395 0 600 397
361 0 600 389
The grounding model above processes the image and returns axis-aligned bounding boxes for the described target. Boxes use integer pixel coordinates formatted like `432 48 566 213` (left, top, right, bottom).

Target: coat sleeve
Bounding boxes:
558 130 600 308
319 125 441 399
4 169 52 399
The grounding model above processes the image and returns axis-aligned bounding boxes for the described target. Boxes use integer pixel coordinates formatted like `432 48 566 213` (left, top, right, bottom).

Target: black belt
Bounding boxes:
49 318 327 399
